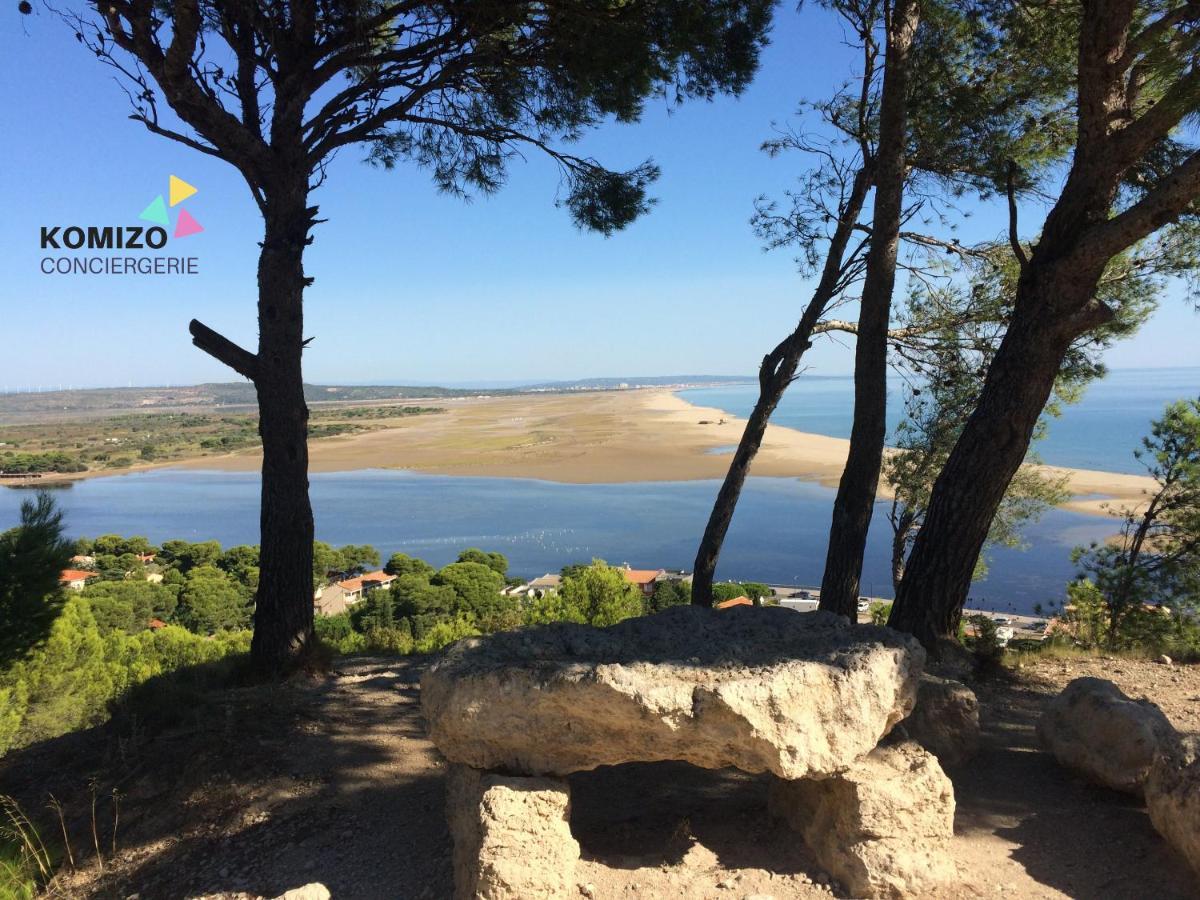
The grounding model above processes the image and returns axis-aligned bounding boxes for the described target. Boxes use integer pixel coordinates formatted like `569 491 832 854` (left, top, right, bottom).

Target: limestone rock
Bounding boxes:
447 764 580 899
899 674 980 767
272 886 331 900
1037 677 1176 795
1146 734 1200 876
422 605 924 778
769 742 956 898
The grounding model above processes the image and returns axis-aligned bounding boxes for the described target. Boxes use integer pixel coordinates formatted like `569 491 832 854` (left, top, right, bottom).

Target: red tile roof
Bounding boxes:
621 568 662 586
716 596 753 609
336 570 396 592
60 569 97 583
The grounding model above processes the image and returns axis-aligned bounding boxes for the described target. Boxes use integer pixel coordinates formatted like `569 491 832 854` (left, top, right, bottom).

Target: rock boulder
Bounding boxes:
1146 734 1200 876
769 741 956 898
899 674 980 767
1037 677 1176 795
422 605 924 779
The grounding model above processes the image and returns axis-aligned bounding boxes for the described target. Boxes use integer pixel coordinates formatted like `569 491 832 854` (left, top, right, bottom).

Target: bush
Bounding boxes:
964 614 1004 669
648 579 691 612
364 626 415 655
0 597 249 756
558 560 644 627
414 615 480 653
314 612 354 643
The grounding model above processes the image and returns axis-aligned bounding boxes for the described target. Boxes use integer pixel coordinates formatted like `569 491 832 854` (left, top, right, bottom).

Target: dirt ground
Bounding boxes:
3 653 1197 900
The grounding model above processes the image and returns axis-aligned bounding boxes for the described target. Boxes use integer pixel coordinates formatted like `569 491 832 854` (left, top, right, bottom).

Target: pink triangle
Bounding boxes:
174 208 204 238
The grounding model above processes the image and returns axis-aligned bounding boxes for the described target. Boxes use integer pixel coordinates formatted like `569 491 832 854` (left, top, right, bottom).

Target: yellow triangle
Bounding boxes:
169 175 198 207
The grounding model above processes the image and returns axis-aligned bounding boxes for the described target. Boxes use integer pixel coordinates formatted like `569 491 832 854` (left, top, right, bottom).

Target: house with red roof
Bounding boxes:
59 569 99 591
314 570 397 616
715 595 754 609
620 565 665 597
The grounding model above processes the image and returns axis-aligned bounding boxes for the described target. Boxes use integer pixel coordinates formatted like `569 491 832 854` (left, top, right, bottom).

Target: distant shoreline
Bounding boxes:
3 388 1155 519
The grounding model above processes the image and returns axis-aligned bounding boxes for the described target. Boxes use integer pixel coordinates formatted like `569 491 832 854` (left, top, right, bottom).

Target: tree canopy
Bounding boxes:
0 493 74 668
1073 398 1200 644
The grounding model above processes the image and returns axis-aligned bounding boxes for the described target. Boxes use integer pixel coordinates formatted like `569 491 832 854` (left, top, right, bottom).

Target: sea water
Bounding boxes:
679 366 1200 475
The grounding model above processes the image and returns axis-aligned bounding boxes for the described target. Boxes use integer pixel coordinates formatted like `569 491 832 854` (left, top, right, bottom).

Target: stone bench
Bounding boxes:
422 605 956 899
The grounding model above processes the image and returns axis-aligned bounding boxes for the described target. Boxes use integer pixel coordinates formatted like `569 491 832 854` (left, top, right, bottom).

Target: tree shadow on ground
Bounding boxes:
0 656 453 900
569 761 817 876
952 675 1195 899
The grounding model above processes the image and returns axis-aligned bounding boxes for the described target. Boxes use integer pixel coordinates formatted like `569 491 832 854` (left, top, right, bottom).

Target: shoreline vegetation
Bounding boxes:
0 405 445 480
1 388 1157 520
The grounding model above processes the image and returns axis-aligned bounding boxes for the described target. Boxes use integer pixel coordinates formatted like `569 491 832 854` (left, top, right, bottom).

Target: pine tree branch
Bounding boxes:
1006 161 1029 272
189 319 259 381
1083 149 1200 262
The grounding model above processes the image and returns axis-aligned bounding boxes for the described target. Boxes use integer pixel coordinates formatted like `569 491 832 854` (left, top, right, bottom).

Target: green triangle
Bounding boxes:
139 195 169 227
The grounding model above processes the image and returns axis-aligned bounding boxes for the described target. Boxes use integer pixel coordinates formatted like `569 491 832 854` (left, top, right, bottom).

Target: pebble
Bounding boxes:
579 884 597 898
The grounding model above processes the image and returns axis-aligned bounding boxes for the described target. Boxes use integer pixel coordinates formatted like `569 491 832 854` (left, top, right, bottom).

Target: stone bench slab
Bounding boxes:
422 605 924 779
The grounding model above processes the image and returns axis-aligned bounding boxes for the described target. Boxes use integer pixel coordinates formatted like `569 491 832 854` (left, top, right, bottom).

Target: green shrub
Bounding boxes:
965 614 1004 669
0 597 249 756
414 615 480 653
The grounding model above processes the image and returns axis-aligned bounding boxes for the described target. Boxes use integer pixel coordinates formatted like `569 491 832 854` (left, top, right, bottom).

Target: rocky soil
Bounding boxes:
2 651 1197 899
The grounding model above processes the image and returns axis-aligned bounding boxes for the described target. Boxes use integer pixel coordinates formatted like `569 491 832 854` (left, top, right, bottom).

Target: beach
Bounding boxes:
158 388 1152 518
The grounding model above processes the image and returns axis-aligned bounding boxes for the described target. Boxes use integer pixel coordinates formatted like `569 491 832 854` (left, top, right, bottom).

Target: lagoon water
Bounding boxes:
0 467 1116 615
680 366 1200 475
5 368 1191 616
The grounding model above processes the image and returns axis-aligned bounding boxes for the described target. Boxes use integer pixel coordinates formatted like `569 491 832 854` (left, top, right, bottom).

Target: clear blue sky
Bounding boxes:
1 5 1196 391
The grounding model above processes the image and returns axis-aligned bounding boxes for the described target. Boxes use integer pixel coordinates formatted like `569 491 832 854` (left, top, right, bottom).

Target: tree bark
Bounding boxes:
884 0 1182 648
247 190 316 675
890 502 915 593
887 304 1084 644
691 168 872 606
819 0 920 618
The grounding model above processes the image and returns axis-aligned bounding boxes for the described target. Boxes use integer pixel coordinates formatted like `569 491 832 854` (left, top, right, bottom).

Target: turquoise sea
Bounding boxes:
679 366 1200 475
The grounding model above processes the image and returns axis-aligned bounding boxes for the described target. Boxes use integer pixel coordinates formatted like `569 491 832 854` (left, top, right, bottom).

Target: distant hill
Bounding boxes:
0 382 494 422
0 376 751 422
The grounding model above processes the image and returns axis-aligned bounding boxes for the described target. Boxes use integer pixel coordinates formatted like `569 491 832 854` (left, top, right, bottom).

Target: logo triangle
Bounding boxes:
139 195 169 227
174 208 204 239
169 175 198 207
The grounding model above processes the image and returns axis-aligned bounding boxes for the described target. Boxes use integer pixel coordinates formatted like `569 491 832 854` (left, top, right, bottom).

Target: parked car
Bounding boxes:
857 598 871 613
994 615 1014 626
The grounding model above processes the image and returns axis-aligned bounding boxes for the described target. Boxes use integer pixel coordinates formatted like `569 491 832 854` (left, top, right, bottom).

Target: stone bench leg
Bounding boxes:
768 741 956 899
446 764 580 899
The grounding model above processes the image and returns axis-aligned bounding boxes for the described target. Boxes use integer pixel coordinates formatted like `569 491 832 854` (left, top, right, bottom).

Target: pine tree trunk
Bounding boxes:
691 168 873 607
692 380 786 606
888 62 1126 647
890 505 914 593
249 194 316 675
819 0 919 618
887 306 1080 646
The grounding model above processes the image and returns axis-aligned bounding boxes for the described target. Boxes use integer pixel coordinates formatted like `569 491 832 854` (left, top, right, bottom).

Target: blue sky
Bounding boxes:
1 5 1196 391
